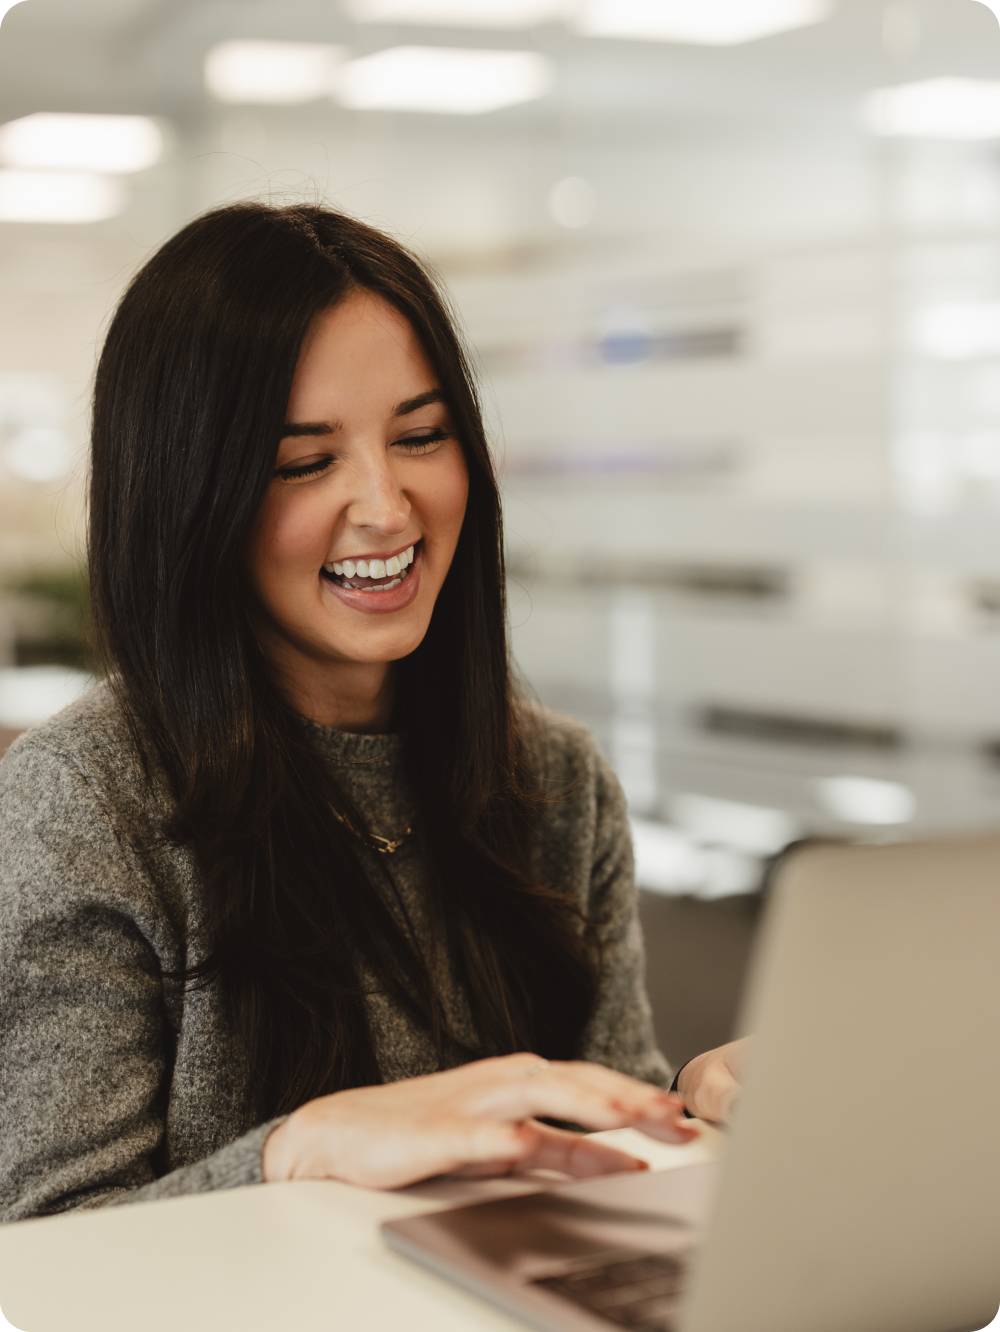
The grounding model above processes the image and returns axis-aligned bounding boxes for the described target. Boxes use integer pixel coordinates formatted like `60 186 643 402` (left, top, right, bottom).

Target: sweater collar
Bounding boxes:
291 712 403 767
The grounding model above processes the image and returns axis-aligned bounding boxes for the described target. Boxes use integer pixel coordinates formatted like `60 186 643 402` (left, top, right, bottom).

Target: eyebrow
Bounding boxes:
281 388 446 439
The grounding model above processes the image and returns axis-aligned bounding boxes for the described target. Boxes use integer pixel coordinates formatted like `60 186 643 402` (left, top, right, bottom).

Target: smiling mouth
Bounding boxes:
320 539 423 591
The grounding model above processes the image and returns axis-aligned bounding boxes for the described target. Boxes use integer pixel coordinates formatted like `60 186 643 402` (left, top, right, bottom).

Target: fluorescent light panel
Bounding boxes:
205 40 347 104
630 818 707 896
345 0 570 26
0 114 162 173
909 302 1000 359
0 169 124 223
337 46 551 114
576 0 831 44
548 175 597 227
815 776 915 826
0 0 31 27
670 793 797 856
4 426 73 481
865 78 1000 139
0 666 94 730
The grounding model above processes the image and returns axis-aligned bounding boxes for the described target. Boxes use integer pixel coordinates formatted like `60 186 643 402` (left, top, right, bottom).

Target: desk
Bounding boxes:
0 1127 722 1332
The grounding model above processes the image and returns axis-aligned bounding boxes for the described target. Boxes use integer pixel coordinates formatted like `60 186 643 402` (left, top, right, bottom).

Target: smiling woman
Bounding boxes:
246 290 470 731
0 201 704 1223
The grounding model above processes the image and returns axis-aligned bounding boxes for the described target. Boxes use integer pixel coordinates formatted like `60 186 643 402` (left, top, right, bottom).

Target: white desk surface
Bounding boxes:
0 1126 723 1332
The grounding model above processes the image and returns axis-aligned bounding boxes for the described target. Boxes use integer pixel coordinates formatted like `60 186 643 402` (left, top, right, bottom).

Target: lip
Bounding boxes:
319 540 423 616
324 538 420 567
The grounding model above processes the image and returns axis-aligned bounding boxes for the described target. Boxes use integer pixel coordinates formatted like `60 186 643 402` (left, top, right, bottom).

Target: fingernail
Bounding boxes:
633 1159 650 1170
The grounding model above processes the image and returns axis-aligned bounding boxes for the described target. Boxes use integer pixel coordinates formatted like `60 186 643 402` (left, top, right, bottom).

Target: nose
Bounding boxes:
344 447 411 537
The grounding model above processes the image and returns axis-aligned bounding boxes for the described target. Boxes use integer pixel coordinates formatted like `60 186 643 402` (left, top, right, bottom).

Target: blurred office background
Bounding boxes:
2 0 1000 1066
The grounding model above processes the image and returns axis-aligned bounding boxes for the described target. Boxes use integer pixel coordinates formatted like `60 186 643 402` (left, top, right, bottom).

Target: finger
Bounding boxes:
471 1059 689 1133
633 1113 702 1145
723 1037 750 1082
515 1123 652 1179
554 1061 689 1124
545 1065 700 1143
451 1159 519 1179
697 1065 740 1125
340 1117 535 1190
437 1117 538 1174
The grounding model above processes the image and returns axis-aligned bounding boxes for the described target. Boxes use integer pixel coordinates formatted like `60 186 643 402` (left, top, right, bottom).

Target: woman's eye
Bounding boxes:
395 428 451 453
274 429 451 481
276 457 332 481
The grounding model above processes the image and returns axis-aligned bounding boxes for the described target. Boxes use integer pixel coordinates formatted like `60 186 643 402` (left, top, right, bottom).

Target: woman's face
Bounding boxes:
247 289 470 725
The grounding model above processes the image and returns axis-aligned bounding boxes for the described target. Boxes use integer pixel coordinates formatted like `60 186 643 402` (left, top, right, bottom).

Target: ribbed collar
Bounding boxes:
292 712 404 768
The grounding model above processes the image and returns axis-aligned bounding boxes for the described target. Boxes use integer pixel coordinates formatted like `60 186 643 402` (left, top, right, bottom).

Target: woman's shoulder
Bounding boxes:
0 677 160 819
515 696 614 779
514 696 627 830
512 699 633 913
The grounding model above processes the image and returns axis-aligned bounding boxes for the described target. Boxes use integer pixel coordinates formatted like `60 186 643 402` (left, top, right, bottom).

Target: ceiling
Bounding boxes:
1 0 999 136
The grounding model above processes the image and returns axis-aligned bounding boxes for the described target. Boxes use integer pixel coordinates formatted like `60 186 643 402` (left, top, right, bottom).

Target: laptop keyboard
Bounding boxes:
530 1251 687 1330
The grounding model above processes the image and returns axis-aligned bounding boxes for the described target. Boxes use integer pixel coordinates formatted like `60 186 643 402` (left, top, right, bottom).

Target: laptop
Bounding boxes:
382 834 1000 1332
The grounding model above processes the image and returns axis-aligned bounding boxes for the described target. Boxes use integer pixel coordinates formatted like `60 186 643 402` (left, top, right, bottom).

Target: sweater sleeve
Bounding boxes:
0 736 288 1223
575 741 674 1091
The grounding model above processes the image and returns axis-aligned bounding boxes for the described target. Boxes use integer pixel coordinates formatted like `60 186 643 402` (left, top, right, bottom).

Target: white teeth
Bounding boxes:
323 543 416 578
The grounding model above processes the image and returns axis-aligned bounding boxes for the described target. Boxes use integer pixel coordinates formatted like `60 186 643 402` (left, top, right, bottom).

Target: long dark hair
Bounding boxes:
87 201 598 1125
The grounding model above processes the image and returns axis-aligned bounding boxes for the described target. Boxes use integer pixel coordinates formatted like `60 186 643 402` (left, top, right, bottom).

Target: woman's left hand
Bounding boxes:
675 1037 750 1125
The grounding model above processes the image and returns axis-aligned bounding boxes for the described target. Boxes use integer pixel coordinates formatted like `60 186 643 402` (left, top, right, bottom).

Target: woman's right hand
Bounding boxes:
262 1052 700 1190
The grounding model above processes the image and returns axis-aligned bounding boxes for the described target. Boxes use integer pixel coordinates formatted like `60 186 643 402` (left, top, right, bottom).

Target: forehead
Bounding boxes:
286 290 435 418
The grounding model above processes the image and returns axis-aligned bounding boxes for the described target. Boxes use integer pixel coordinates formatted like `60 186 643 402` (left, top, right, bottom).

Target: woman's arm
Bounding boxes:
572 735 749 1126
0 736 288 1222
573 741 674 1089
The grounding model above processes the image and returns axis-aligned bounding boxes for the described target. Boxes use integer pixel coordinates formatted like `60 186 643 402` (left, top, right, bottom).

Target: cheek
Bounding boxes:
433 456 470 535
251 495 329 579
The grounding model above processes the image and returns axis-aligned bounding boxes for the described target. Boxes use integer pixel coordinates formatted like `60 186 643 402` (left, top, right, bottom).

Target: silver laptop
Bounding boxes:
383 834 1000 1332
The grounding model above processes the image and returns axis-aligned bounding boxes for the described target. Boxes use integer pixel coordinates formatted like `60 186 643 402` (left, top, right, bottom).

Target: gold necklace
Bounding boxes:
330 805 414 856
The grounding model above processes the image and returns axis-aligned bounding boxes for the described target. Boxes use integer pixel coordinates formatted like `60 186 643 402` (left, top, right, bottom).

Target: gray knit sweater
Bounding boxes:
0 681 671 1224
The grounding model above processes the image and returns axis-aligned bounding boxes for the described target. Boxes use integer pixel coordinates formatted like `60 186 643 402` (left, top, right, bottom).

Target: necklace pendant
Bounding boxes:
372 826 412 855
330 804 413 855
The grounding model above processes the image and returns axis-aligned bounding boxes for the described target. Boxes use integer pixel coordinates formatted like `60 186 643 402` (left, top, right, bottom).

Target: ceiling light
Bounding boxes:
0 0 31 27
0 169 124 223
0 114 162 173
344 0 571 26
548 175 596 228
205 40 347 104
575 0 831 45
336 46 551 114
972 1 1000 23
0 666 94 730
865 78 1000 139
815 776 915 826
3 426 74 482
909 302 1000 358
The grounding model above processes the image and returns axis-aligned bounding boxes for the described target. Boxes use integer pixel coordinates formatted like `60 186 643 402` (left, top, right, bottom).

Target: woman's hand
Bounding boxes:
262 1052 700 1189
675 1037 749 1125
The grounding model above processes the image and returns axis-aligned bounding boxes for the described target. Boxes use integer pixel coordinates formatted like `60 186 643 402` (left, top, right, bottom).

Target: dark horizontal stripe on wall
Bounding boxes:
480 325 743 373
697 705 903 751
507 557 788 599
502 440 740 479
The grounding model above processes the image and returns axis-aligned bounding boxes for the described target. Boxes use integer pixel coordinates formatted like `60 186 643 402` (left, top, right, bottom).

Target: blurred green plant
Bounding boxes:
3 564 97 672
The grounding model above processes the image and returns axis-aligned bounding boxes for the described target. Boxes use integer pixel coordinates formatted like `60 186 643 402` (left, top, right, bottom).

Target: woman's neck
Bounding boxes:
287 663 396 733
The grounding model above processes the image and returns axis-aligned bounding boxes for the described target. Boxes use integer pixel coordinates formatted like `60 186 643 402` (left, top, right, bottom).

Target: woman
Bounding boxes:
0 202 743 1222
